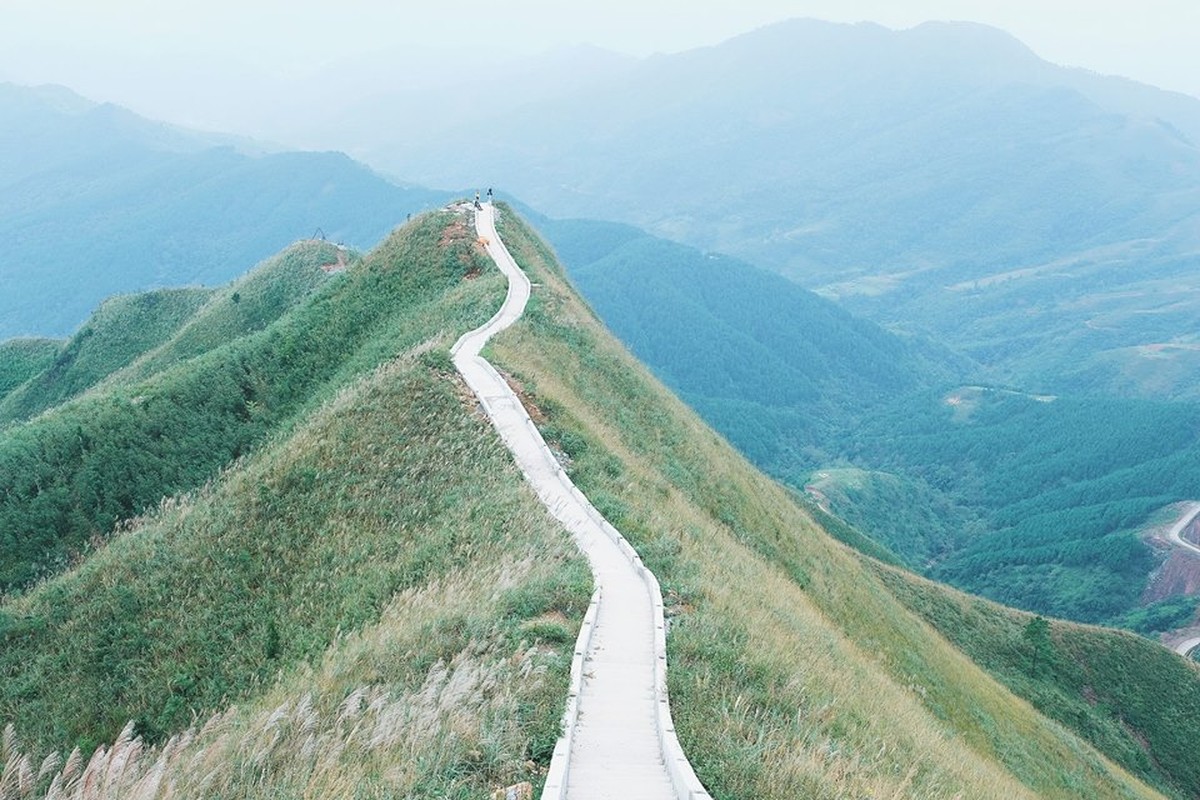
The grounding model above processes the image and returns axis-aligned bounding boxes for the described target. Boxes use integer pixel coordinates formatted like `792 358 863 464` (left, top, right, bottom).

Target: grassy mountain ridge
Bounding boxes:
0 339 60 402
98 241 348 389
0 208 589 797
488 207 1200 799
0 215 483 593
0 287 214 426
1 206 1198 797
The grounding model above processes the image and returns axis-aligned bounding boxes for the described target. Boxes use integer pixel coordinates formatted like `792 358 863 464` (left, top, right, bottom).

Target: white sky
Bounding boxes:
1 0 1197 119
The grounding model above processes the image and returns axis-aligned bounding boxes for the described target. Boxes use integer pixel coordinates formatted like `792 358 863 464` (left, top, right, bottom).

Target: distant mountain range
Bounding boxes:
0 82 449 338
371 19 1200 400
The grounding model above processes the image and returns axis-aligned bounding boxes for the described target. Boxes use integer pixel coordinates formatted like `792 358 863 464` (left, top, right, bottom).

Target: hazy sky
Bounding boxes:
2 0 1197 125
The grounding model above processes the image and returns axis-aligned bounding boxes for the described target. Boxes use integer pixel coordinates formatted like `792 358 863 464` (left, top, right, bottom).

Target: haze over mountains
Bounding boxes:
362 19 1200 400
0 83 448 338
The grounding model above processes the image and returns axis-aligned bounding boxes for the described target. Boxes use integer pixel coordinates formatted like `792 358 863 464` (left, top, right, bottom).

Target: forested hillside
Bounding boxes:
0 82 449 339
853 389 1200 623
538 215 962 470
537 214 1200 629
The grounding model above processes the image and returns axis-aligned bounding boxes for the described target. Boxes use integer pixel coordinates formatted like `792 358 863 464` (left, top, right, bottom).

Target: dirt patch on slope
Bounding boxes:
1142 549 1200 603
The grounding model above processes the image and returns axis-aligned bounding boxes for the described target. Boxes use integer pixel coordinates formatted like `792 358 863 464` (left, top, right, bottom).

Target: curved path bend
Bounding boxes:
1164 502 1200 558
452 203 710 800
1157 503 1200 659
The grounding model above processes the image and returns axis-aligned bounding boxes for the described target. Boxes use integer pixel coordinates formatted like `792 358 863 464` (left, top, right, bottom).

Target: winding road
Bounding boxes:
452 203 710 800
1176 636 1200 659
1164 502 1200 558
1156 503 1200 658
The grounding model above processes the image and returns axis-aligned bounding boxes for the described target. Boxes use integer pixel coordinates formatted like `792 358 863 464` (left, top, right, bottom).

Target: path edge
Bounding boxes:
456 202 711 800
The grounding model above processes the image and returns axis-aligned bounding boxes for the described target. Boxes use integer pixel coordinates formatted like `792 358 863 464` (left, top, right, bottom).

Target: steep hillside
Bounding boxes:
0 287 213 425
383 20 1200 398
534 214 1200 627
488 208 1200 800
0 339 60 402
0 209 589 797
0 217 474 593
97 241 348 389
4 206 1200 799
0 83 450 339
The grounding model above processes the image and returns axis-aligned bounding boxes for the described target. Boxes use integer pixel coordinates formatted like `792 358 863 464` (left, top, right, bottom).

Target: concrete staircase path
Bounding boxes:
451 203 709 800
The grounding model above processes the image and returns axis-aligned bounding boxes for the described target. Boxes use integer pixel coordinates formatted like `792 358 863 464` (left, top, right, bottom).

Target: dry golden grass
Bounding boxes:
2 551 584 800
1 323 590 797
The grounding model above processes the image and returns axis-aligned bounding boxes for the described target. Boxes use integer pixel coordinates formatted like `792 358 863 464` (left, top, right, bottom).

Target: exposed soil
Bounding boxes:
1184 515 1200 548
500 370 547 424
452 373 486 419
320 249 348 273
440 219 472 248
1141 549 1200 604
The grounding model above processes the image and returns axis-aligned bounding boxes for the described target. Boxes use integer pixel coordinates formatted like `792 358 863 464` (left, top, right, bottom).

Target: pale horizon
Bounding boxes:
2 1 1198 139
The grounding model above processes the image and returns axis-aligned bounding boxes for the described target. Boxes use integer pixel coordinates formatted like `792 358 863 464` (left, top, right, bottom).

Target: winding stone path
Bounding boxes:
451 203 709 799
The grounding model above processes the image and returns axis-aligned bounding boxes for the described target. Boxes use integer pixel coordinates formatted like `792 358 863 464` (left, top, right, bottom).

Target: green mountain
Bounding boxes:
534 214 963 470
380 20 1200 399
0 82 450 339
532 215 1200 627
0 339 60 402
2 206 1199 799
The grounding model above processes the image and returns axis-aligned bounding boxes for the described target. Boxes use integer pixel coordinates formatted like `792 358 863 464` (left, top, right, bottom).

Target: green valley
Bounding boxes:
534 214 1200 630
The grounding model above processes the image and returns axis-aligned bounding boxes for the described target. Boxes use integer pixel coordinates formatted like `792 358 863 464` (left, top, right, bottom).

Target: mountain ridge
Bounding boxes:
0 82 450 339
1 206 1198 797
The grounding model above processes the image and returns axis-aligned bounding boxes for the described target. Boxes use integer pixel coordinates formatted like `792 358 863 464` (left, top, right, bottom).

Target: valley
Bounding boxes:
533 213 1200 636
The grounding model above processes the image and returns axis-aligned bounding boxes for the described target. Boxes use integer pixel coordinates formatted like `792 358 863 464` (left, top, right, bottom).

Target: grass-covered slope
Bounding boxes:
0 338 60 402
874 565 1200 797
99 240 349 387
0 209 590 797
0 217 483 592
489 206 1199 800
0 287 213 425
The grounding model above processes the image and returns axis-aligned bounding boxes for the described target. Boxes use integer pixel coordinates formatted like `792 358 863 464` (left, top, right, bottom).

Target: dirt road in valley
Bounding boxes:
1164 502 1200 557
